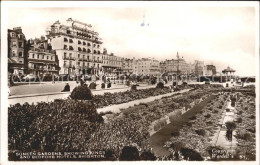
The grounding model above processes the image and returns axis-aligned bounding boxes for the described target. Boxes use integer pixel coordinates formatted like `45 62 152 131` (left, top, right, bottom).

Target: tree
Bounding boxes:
119 146 140 161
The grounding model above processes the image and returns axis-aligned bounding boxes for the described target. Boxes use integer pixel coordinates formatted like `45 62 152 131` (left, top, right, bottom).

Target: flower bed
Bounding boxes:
164 94 227 159
234 91 256 160
84 88 213 158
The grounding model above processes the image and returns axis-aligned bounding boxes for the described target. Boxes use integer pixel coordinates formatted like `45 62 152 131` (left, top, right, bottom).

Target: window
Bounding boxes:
78 47 82 52
97 45 100 48
98 51 100 54
47 56 49 60
19 42 23 48
83 48 86 52
78 40 81 45
83 41 86 45
64 45 68 50
19 61 23 63
37 54 39 59
87 43 91 46
93 44 96 47
64 38 68 42
87 49 91 53
69 39 73 43
51 56 53 60
12 51 16 56
32 54 35 58
69 46 74 50
78 62 80 65
19 52 23 57
12 41 17 47
11 33 15 37
78 54 80 58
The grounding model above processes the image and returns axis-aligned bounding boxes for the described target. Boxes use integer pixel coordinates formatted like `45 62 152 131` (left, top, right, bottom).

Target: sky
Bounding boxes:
7 6 258 76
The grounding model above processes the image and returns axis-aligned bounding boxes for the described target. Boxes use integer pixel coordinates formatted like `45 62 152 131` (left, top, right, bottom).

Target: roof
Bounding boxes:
222 66 235 72
8 58 18 64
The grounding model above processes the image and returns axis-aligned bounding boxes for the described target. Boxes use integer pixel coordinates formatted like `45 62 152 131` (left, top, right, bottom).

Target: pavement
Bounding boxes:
8 82 158 106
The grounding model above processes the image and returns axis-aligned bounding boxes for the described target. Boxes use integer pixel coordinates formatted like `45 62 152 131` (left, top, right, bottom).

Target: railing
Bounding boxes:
48 31 103 44
63 64 73 68
63 56 76 60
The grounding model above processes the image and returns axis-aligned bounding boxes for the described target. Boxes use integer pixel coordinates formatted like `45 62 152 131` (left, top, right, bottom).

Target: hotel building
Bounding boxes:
8 27 27 74
102 49 122 76
27 36 59 75
46 18 103 75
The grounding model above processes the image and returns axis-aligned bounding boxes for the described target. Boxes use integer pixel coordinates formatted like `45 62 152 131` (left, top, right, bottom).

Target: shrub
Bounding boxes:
189 116 196 120
244 107 248 110
101 83 105 89
238 132 251 141
104 149 117 161
213 110 219 114
247 127 255 133
238 110 243 115
140 151 156 160
195 129 206 136
249 115 255 119
70 85 93 100
119 146 140 161
186 122 193 126
89 82 97 89
204 114 211 118
126 80 131 86
107 82 111 88
171 131 180 137
218 105 223 109
225 121 236 131
180 148 204 161
206 121 213 125
236 117 242 123
131 85 137 90
151 78 156 85
156 82 164 88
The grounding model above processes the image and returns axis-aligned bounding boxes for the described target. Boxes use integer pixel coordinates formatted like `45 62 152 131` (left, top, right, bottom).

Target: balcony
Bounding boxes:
63 64 73 68
93 60 102 63
63 56 76 60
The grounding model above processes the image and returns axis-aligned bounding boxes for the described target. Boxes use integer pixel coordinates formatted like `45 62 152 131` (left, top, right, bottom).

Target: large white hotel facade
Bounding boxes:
46 18 103 75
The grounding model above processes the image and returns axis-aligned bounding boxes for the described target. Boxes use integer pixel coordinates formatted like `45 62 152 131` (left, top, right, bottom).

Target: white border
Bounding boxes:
1 1 259 165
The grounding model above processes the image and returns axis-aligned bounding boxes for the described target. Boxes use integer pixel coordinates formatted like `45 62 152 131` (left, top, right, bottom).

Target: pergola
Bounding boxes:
222 66 235 76
222 66 236 82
